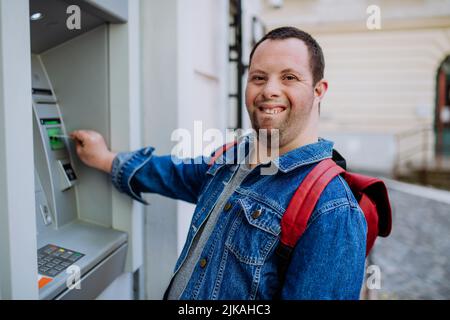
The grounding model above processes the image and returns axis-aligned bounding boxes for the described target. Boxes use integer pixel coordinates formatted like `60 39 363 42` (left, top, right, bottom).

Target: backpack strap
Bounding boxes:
208 141 238 166
276 159 344 287
280 159 345 249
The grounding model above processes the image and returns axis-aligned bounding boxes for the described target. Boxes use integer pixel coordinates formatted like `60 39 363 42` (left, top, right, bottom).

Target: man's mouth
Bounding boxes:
257 105 287 115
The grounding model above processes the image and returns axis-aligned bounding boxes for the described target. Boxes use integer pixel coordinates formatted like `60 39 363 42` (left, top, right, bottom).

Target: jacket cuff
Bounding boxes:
110 147 155 205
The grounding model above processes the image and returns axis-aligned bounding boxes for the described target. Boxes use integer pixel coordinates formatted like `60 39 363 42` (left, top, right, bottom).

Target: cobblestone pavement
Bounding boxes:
369 188 450 299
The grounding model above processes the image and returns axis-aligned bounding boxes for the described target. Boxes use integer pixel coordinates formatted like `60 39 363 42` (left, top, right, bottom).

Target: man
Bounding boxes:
71 27 367 299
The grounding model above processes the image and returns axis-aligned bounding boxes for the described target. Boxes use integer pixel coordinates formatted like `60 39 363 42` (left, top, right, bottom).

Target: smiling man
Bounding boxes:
71 27 367 300
246 32 324 157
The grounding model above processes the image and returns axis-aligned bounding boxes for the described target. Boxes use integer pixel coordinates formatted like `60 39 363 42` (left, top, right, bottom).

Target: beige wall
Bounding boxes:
140 0 230 299
262 0 450 33
175 0 229 262
317 28 450 134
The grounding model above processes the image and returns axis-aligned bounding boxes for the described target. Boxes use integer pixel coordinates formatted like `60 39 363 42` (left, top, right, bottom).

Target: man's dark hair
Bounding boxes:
249 26 325 85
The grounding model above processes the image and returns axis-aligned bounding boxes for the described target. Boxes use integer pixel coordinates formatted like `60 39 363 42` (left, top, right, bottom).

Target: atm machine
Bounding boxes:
0 0 142 299
32 56 128 299
29 0 142 300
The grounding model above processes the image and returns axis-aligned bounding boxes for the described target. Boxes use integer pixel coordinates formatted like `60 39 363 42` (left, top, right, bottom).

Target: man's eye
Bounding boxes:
283 75 298 81
251 76 265 81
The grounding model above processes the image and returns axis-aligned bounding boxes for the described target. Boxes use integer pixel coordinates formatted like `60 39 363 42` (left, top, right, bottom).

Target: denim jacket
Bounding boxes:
110 135 367 300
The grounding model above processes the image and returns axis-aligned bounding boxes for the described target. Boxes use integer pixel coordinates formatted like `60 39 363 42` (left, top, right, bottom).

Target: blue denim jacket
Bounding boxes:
111 136 367 300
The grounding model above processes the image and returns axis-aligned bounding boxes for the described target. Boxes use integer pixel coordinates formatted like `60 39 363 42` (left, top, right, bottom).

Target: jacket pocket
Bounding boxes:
225 197 281 265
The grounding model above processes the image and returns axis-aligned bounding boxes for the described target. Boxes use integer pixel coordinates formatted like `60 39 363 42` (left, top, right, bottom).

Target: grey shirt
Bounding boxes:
167 156 253 299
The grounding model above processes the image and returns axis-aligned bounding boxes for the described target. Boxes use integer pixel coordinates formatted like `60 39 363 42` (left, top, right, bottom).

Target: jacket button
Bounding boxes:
251 209 262 219
223 202 232 211
199 258 207 268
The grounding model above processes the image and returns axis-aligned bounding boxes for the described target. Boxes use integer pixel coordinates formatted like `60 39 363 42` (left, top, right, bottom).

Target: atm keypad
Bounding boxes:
37 244 84 278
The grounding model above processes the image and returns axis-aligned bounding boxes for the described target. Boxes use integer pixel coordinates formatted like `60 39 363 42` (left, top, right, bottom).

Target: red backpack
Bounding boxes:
209 142 392 267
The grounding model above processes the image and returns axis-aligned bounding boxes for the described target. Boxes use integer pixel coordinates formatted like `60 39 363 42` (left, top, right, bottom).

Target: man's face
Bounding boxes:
245 38 320 147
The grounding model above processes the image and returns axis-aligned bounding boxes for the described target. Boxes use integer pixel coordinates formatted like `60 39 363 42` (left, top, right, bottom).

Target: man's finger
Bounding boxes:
70 130 85 140
70 130 87 147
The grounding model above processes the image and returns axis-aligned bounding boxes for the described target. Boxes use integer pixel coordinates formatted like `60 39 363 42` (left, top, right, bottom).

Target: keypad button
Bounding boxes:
44 248 55 254
69 254 82 261
48 270 59 277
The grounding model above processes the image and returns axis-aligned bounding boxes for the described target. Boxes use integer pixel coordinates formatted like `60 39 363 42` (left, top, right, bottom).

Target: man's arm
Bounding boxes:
71 130 210 204
280 204 367 300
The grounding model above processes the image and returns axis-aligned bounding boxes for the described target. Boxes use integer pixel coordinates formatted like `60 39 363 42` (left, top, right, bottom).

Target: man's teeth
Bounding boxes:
260 107 284 114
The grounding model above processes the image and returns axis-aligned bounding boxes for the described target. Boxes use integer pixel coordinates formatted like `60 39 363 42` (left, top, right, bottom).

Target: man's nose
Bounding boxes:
262 78 282 99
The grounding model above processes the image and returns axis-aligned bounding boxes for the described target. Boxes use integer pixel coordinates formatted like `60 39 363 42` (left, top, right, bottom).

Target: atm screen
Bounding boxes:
41 118 61 125
47 127 65 150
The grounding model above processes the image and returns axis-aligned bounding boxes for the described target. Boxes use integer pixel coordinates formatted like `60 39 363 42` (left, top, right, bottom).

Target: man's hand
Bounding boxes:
70 130 117 173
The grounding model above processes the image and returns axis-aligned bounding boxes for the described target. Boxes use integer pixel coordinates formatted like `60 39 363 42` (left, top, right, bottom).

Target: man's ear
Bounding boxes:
314 79 328 100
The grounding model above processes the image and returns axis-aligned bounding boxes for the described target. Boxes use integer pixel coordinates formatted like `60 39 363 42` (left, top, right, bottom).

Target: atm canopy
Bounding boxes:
30 0 128 54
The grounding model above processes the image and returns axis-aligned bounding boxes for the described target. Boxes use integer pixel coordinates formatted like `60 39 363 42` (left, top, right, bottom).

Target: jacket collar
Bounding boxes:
227 133 334 173
274 138 334 173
